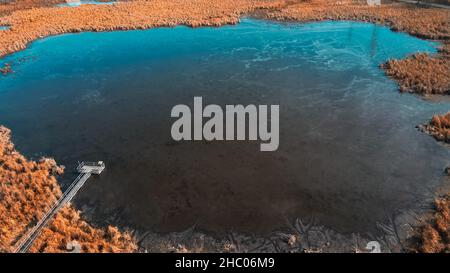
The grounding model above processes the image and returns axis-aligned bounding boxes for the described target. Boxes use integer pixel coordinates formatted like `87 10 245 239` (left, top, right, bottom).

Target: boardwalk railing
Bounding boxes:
13 161 105 253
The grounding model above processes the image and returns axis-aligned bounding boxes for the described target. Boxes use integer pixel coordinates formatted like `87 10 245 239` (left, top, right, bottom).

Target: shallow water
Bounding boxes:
0 19 449 235
0 26 9 31
57 1 116 7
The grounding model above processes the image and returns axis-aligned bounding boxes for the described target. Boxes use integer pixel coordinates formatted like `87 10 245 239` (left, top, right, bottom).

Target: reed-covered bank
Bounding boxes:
0 126 137 252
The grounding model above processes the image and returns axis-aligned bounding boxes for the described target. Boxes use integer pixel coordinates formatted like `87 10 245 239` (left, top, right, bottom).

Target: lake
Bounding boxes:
0 19 448 235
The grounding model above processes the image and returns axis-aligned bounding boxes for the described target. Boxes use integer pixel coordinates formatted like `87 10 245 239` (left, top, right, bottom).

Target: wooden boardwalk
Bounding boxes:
14 161 105 253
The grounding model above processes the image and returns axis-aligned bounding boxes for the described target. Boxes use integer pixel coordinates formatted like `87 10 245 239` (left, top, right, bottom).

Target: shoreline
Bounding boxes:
0 0 449 252
0 126 137 253
0 1 448 95
1 118 444 252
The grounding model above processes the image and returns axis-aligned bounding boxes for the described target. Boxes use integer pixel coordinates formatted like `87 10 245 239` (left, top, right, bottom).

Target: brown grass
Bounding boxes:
0 0 64 16
31 207 136 253
382 51 450 95
0 126 136 252
265 1 450 40
420 112 450 143
414 195 450 253
0 0 284 58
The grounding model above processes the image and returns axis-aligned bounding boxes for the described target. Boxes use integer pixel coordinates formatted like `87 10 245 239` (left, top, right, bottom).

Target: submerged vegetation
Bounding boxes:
0 62 11 75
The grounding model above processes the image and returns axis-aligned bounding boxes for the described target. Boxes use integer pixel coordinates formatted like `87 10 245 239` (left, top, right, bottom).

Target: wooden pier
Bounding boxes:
14 161 105 253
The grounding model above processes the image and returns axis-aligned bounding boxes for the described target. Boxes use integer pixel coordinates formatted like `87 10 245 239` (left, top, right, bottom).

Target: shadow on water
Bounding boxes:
0 19 448 235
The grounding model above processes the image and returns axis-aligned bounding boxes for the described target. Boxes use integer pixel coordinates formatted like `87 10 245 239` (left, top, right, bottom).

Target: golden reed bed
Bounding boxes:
420 112 450 143
0 126 136 253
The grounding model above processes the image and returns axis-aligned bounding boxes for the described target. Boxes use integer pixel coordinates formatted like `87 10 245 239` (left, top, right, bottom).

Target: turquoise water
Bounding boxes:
0 19 448 234
0 26 9 31
57 1 116 7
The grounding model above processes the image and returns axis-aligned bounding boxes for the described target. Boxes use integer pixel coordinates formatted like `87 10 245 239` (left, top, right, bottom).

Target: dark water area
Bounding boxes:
0 19 449 235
